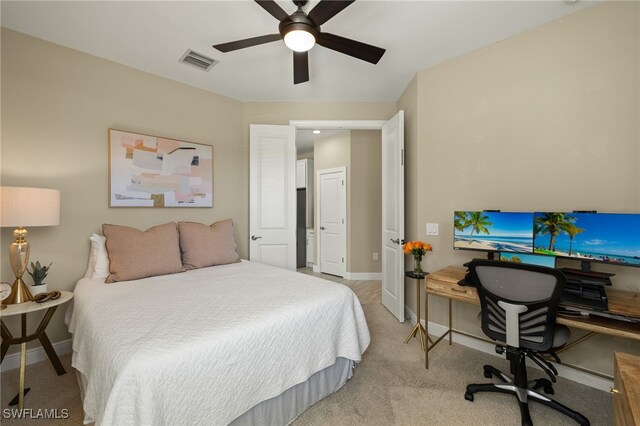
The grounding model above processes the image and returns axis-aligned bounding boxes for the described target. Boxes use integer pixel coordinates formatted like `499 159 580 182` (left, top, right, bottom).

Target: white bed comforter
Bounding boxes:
66 261 370 425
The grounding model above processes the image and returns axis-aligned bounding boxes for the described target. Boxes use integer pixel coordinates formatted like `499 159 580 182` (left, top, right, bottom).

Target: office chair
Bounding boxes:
464 259 589 426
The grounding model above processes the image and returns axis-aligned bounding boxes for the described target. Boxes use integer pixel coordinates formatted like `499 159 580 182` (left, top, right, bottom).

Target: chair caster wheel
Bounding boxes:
543 386 554 395
484 370 493 379
464 392 474 402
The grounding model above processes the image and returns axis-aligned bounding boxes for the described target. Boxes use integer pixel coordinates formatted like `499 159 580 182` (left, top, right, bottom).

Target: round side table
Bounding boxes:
404 271 432 351
0 291 73 410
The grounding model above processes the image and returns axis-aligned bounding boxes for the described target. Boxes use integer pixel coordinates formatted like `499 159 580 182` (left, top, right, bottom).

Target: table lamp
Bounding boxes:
0 187 60 305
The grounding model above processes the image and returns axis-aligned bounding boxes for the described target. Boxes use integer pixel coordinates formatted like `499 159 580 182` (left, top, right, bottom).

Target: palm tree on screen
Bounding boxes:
466 212 493 243
454 211 470 232
534 213 576 251
565 224 585 255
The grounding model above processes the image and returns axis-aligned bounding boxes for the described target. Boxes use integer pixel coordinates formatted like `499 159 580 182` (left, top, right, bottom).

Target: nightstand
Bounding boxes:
0 291 73 409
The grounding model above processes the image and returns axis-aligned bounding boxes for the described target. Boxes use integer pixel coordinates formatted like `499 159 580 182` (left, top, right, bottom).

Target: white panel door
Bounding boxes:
381 111 405 321
249 124 296 270
318 168 346 277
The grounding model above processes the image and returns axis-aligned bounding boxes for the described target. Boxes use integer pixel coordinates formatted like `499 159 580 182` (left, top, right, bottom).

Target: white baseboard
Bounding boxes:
344 272 382 280
312 265 320 273
1 339 73 373
404 305 613 392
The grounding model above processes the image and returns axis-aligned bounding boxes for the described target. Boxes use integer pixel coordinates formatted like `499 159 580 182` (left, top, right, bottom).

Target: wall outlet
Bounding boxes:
426 223 439 236
373 252 379 261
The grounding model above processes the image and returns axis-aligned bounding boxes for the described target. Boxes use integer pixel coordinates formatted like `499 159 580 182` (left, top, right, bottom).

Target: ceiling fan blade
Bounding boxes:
213 34 281 52
254 0 290 22
317 32 385 64
308 0 355 26
293 51 309 84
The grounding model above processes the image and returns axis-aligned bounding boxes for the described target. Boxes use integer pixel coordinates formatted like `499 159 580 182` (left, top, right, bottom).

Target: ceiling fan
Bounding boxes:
212 0 386 84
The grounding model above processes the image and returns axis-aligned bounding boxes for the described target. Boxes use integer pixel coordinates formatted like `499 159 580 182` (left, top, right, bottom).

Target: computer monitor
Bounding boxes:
454 211 534 254
498 252 556 268
533 212 640 268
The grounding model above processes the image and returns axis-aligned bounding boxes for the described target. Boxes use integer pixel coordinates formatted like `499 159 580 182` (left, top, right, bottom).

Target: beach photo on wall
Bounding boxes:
534 212 640 266
454 211 534 253
109 129 213 207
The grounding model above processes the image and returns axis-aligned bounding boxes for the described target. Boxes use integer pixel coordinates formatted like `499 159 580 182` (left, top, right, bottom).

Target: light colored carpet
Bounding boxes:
1 273 612 425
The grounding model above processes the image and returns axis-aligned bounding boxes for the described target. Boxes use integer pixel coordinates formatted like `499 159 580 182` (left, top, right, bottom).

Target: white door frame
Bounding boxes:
291 119 387 273
317 166 347 278
291 117 405 322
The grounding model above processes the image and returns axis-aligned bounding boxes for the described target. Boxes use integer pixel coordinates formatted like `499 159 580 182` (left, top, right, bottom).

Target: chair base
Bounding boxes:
465 364 590 426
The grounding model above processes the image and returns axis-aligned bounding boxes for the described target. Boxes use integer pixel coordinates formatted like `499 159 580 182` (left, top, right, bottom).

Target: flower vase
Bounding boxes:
414 255 424 276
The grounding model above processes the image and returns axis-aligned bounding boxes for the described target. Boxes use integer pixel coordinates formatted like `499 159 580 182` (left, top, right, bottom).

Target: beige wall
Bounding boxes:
297 152 314 161
404 2 640 375
349 130 382 273
0 29 246 350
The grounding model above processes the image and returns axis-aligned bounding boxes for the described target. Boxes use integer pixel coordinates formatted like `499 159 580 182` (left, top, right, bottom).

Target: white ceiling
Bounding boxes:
1 1 595 102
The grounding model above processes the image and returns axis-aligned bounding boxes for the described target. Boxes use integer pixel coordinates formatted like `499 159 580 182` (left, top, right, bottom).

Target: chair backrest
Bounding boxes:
468 259 566 352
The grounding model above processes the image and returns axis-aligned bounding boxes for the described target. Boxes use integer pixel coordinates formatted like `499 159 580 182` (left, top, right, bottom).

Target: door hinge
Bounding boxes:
342 219 344 224
401 149 404 166
342 180 344 186
342 257 344 263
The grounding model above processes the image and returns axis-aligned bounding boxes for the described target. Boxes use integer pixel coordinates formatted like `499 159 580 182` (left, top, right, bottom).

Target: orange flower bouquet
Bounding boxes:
403 241 433 276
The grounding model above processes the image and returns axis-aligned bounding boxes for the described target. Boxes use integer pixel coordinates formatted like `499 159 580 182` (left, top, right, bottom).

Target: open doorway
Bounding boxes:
294 127 383 282
249 114 405 321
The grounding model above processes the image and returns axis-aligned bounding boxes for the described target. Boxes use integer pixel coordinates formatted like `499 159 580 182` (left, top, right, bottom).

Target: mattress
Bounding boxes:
66 260 370 425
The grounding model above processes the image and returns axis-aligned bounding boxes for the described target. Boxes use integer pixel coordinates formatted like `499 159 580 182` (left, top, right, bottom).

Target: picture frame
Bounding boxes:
108 129 213 207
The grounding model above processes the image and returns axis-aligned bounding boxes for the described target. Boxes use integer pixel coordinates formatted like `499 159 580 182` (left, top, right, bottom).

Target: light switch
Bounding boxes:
426 223 439 236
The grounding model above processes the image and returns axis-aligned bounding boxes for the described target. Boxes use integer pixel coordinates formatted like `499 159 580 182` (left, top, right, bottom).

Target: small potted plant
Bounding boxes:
27 261 52 295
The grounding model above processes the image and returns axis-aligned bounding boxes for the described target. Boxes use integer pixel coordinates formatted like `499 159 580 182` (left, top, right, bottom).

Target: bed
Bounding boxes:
66 260 370 425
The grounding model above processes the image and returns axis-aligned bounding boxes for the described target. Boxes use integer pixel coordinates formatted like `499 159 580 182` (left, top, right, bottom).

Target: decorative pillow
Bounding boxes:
103 222 183 283
83 233 110 279
178 219 241 270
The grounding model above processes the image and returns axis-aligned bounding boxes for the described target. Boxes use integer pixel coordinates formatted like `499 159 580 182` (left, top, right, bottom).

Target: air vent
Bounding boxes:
179 50 218 71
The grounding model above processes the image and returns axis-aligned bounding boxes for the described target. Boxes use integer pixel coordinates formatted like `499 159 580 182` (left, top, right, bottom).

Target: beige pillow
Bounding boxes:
103 222 183 283
178 219 241 269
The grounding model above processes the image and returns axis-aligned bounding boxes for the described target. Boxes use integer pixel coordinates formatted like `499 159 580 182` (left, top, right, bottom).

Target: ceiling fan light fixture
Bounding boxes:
284 29 316 52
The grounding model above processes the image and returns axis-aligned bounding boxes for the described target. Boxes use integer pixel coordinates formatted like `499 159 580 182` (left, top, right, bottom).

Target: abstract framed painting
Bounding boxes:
108 129 213 207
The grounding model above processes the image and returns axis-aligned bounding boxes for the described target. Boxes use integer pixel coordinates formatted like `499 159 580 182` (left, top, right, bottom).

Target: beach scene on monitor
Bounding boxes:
533 213 640 266
454 211 534 253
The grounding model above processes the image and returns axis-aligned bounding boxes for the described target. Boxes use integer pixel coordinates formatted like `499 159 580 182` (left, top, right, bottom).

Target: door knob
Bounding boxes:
320 226 326 230
251 235 262 241
391 238 400 244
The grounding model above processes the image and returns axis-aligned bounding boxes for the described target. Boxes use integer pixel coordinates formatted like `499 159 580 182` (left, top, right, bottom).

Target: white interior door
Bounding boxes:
249 124 296 270
381 111 405 321
318 167 346 277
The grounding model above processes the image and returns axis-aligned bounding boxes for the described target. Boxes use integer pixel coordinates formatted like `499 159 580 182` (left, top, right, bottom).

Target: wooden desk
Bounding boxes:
424 266 640 376
613 352 640 426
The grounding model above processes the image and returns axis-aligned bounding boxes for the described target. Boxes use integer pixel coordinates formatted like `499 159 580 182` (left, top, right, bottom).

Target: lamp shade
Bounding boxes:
0 187 60 227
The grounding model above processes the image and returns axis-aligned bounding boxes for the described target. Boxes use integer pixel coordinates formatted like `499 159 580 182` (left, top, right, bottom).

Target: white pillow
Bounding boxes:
83 233 109 279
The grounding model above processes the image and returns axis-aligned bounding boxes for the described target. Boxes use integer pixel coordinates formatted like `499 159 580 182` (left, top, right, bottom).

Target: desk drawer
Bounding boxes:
427 279 479 304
